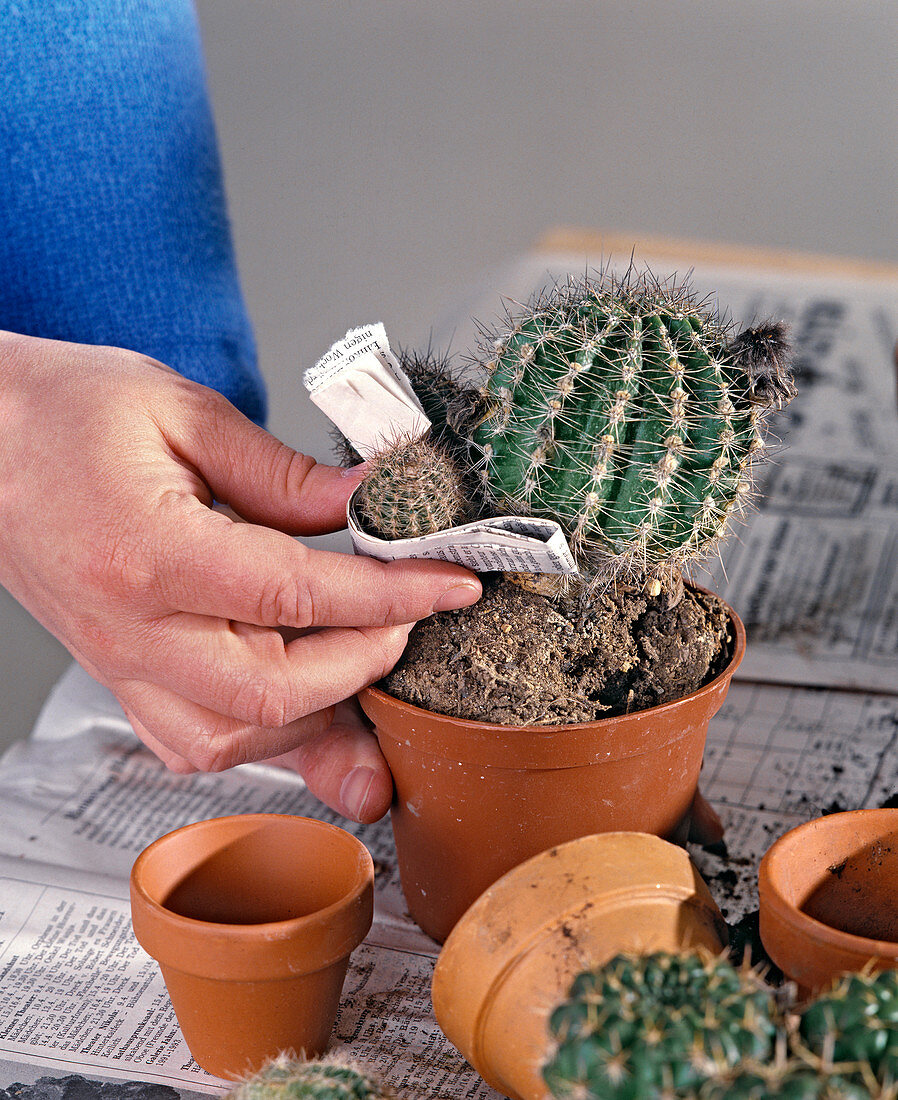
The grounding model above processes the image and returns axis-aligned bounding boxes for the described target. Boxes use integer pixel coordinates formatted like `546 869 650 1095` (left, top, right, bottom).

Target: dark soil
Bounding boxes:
381 574 733 725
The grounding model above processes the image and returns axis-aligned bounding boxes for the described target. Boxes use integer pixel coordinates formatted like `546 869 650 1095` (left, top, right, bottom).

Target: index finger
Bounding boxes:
151 500 482 628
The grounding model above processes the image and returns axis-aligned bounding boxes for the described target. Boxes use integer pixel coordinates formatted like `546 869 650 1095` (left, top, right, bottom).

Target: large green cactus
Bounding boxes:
469 273 794 579
542 951 781 1100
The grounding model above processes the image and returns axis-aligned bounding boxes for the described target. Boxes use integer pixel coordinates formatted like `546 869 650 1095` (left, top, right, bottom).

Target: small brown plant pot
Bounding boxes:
432 832 728 1100
129 814 374 1080
359 604 743 943
758 808 898 996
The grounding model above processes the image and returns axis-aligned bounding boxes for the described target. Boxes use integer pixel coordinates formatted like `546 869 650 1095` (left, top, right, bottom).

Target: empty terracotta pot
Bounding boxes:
432 832 728 1100
359 601 743 943
129 814 374 1079
759 808 898 996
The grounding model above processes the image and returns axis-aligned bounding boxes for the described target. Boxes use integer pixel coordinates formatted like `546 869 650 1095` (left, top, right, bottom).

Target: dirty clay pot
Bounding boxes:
759 808 898 996
359 603 743 943
130 814 374 1080
432 832 727 1100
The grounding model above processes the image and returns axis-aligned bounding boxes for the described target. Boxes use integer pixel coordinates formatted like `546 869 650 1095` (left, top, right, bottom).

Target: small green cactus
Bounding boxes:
225 1054 392 1100
354 435 468 539
468 272 794 581
542 951 780 1100
798 969 898 1086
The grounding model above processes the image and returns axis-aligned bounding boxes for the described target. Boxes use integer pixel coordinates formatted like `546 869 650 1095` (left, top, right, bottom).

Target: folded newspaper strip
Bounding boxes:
305 323 580 575
303 323 431 459
347 497 578 573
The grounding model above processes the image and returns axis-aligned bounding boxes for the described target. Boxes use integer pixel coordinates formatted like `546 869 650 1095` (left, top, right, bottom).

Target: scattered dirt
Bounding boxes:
726 909 784 982
381 574 733 725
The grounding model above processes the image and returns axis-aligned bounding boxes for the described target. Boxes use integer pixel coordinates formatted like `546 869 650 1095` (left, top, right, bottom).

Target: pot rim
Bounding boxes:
361 593 745 740
759 808 898 957
130 814 374 978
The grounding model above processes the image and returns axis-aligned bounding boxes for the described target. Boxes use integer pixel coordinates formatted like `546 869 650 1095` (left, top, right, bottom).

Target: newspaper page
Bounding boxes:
0 851 482 1100
688 453 898 692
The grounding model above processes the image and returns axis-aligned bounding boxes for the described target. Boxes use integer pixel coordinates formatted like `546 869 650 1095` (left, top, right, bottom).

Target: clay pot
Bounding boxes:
432 832 728 1100
359 602 744 943
759 808 898 996
129 814 374 1080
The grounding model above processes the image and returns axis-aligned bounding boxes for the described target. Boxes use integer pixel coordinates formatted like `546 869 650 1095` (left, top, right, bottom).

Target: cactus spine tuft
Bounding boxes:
468 272 793 582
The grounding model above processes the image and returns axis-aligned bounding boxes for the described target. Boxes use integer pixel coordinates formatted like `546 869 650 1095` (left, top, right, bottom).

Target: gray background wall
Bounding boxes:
2 0 896 754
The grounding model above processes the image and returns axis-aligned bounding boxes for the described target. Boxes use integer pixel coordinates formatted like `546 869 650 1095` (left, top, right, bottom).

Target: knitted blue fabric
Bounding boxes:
0 0 266 424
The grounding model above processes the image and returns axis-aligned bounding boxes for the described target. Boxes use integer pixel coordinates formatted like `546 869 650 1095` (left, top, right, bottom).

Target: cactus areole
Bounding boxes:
470 274 794 580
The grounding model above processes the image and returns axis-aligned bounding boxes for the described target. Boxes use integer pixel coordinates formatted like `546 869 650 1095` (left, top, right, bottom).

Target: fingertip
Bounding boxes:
431 579 482 613
339 763 393 823
340 461 369 481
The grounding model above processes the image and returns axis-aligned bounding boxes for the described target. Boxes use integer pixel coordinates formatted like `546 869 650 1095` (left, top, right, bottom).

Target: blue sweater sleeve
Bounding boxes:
0 0 266 425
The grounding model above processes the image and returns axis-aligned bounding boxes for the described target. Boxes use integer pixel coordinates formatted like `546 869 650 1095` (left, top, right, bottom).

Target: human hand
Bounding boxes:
0 332 481 820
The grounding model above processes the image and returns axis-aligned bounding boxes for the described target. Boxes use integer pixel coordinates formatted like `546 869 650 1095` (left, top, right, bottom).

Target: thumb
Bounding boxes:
168 387 366 535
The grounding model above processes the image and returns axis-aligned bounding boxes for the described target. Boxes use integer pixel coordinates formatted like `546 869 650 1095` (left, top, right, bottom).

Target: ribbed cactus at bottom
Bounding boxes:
542 951 780 1100
468 273 794 580
225 1054 392 1100
798 970 898 1086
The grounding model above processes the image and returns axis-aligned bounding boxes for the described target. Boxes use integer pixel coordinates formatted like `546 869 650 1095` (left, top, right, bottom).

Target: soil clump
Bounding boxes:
381 574 733 725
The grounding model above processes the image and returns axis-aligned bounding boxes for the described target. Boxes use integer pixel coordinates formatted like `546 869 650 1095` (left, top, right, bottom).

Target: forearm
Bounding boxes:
0 0 265 422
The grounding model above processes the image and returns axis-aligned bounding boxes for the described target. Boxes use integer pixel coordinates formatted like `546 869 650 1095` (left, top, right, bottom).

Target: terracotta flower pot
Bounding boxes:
758 808 898 996
129 814 374 1080
432 832 727 1100
359 602 744 943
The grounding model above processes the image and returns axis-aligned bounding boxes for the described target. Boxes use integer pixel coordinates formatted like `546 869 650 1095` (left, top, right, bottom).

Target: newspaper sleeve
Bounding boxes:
302 323 430 459
348 495 579 574
305 323 581 575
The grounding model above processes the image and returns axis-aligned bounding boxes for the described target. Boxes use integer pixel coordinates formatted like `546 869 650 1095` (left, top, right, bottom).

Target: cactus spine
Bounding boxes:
469 273 793 581
225 1055 392 1100
542 951 780 1100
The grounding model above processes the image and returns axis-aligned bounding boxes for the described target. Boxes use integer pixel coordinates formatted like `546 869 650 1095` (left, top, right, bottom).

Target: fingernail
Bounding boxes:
431 582 481 613
340 765 376 820
341 462 369 480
